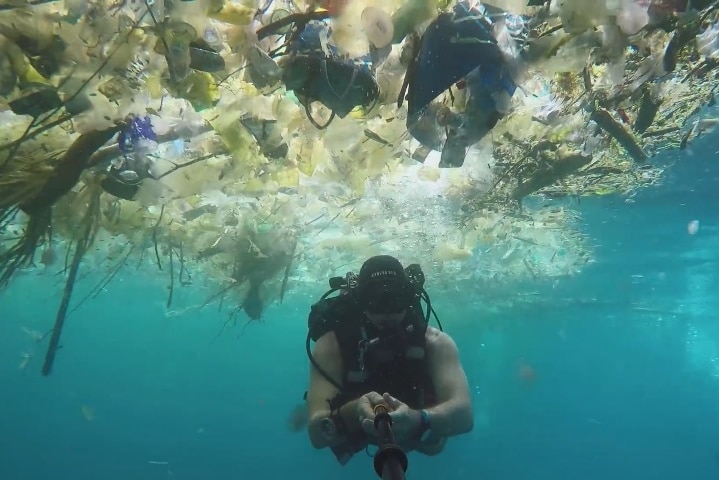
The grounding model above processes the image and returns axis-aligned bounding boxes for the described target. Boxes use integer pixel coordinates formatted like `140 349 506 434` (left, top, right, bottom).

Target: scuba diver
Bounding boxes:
305 255 473 465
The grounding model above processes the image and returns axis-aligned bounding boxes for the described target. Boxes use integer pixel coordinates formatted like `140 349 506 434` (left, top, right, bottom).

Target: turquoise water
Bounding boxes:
1 144 718 480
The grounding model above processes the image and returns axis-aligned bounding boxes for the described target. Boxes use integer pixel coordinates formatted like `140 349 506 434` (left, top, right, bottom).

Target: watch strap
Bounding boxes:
417 409 432 442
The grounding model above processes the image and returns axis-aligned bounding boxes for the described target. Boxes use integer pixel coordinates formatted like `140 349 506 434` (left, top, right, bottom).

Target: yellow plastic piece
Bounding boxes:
208 2 255 25
167 71 220 111
298 137 323 176
349 106 369 119
146 75 163 99
208 109 255 167
348 171 367 194
19 63 51 85
3 42 51 85
271 168 300 188
244 176 266 193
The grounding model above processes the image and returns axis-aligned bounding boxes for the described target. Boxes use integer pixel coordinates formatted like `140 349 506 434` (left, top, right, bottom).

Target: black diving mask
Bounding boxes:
361 280 411 315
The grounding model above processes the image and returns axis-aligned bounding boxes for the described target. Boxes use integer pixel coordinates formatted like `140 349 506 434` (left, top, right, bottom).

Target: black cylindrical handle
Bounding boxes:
371 404 408 480
373 445 408 480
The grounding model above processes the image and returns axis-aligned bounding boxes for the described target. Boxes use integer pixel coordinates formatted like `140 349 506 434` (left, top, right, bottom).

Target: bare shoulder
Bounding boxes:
313 330 341 359
424 327 458 354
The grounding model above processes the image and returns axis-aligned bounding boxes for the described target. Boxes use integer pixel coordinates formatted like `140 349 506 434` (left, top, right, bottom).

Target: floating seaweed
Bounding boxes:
0 125 122 286
230 226 297 320
512 149 594 200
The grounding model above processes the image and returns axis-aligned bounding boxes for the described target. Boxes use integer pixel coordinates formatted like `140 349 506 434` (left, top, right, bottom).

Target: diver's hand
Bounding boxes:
357 391 386 437
382 393 421 444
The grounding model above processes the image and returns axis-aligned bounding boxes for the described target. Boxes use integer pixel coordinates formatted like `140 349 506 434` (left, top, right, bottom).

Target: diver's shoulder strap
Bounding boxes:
308 294 356 342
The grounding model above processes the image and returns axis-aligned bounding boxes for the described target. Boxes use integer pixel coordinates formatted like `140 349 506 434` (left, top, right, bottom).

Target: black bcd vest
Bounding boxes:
308 293 434 410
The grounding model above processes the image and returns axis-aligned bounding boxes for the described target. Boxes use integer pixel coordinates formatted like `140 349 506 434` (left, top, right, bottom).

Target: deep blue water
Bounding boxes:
1 142 718 480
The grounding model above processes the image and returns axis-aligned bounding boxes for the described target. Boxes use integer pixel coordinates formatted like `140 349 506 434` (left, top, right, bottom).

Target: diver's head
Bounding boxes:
356 255 412 330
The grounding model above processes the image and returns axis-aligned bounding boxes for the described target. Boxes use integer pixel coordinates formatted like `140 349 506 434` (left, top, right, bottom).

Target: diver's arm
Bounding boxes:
307 331 344 449
421 329 474 439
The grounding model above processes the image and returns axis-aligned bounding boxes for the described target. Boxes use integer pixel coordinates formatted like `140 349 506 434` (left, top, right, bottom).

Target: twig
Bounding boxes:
279 239 297 303
0 113 73 156
0 0 59 11
0 120 37 171
217 65 248 87
210 309 238 343
143 0 181 83
202 280 241 309
152 204 165 270
157 154 214 180
0 206 19 230
255 10 329 40
69 242 134 314
166 242 174 308
641 126 680 138
314 211 341 237
304 211 326 226
41 187 101 376
590 108 647 162
90 246 133 298
177 242 191 286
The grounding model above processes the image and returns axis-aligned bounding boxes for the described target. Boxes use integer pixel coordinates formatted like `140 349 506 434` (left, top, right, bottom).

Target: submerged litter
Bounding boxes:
1 0 717 373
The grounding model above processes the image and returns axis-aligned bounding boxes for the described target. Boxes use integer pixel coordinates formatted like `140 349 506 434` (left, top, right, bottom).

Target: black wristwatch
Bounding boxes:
415 409 432 443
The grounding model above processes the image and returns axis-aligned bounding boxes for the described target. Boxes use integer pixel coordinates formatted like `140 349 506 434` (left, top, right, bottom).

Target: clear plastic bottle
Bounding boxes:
697 23 719 59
